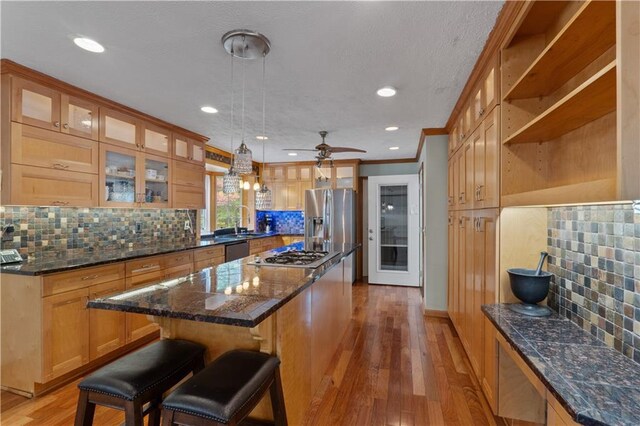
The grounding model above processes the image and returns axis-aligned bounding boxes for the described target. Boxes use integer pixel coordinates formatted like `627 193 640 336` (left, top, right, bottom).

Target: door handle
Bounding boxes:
369 237 373 241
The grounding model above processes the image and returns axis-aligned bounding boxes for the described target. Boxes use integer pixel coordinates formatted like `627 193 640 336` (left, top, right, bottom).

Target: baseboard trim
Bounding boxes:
424 309 449 319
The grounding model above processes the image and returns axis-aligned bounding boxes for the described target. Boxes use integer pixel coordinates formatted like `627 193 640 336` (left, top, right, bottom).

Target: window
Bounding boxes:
200 176 211 234
215 175 242 229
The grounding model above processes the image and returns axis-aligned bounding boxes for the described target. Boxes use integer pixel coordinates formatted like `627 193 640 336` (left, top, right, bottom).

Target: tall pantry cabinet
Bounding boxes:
447 0 640 419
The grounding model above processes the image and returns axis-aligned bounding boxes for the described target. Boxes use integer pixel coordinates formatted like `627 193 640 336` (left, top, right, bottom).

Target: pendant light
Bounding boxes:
255 54 272 210
222 41 240 194
222 30 271 176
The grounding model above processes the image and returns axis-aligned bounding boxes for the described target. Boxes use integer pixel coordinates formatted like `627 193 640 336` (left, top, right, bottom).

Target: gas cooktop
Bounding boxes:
247 249 339 269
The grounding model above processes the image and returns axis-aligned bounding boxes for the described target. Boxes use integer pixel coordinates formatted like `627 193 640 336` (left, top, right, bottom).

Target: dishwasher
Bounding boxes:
225 240 249 262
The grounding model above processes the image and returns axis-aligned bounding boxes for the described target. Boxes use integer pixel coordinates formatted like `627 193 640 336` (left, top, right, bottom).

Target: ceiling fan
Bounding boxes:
283 131 366 167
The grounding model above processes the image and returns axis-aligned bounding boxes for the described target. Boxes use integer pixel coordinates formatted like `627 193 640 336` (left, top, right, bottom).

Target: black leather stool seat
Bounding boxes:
79 339 206 401
161 350 281 424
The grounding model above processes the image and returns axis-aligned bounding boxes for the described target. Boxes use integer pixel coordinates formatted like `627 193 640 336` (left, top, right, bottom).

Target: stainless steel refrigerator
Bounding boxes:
305 188 355 247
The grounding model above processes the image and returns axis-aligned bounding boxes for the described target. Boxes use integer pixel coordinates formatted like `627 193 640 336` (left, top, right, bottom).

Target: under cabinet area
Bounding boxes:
1 60 208 208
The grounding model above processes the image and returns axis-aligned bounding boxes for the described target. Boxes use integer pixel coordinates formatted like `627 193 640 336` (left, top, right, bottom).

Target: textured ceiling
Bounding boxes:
1 1 503 162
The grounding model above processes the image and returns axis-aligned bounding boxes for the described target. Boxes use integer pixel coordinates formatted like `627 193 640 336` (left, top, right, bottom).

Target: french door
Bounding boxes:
367 175 420 286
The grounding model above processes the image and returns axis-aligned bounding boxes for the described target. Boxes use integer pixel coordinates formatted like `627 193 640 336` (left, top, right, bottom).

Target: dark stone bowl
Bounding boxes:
507 268 552 304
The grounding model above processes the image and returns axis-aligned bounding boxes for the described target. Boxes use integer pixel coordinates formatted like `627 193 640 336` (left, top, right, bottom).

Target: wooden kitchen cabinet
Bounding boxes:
42 287 90 381
10 122 98 174
473 107 500 209
173 134 205 165
193 245 225 271
142 122 171 157
89 280 126 360
100 144 171 208
99 108 140 148
11 77 100 139
172 159 205 209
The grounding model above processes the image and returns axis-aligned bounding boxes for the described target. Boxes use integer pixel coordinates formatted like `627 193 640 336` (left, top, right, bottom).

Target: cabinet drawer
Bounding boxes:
11 122 99 174
164 263 193 280
165 251 193 269
126 269 165 288
126 255 165 277
10 164 99 207
193 246 224 262
43 263 125 296
194 256 225 271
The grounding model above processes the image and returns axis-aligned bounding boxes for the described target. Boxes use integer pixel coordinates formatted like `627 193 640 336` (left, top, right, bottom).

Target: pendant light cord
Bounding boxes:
261 53 266 185
241 36 246 144
229 44 235 165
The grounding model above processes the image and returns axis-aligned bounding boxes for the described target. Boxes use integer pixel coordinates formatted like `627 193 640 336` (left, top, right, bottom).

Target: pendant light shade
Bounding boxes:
234 142 253 174
253 181 261 191
222 167 241 194
255 184 272 210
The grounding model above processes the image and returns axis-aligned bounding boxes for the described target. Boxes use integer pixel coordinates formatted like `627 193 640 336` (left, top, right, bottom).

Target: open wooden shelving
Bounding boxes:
503 61 616 145
501 178 616 208
503 0 616 101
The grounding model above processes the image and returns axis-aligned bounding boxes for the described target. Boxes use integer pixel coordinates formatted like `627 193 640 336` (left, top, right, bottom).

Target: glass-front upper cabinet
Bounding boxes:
173 134 205 165
143 155 170 207
314 166 332 189
335 166 355 189
99 108 139 148
11 77 61 131
142 124 171 157
61 94 99 140
100 144 139 206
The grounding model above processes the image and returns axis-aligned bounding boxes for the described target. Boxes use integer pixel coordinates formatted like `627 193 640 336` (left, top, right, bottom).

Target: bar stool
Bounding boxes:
74 339 206 426
161 349 287 426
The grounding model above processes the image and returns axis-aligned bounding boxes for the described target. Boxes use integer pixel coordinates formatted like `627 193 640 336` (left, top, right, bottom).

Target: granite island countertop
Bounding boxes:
0 232 293 276
88 242 359 328
483 304 640 426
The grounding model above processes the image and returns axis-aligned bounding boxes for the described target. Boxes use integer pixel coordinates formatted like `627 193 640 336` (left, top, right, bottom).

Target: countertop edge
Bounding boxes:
481 305 602 426
1 233 299 276
88 244 360 328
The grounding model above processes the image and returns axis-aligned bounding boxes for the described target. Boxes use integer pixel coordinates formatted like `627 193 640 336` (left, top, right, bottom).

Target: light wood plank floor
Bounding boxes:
1 282 499 425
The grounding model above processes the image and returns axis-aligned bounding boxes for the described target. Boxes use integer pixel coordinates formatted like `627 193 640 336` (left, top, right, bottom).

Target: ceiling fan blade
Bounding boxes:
327 147 367 153
282 148 318 152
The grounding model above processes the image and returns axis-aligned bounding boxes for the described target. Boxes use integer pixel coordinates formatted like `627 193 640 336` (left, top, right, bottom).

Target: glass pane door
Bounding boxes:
144 128 169 155
335 166 354 189
22 89 53 123
144 158 169 204
379 184 408 271
314 166 332 189
104 150 137 203
67 102 93 136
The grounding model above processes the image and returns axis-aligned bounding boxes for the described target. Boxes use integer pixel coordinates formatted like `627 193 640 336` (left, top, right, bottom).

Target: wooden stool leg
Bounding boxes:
74 390 96 426
161 408 175 426
124 400 144 426
270 367 288 426
148 397 162 426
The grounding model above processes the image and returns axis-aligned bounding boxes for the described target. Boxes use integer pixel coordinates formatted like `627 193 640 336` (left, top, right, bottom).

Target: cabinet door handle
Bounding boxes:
53 121 60 128
477 184 484 201
459 218 463 228
479 108 485 116
81 274 99 281
52 163 69 170
63 123 69 129
51 201 69 206
141 144 145 149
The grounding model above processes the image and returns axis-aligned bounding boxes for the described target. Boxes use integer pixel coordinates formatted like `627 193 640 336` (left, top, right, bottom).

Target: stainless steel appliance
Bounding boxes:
248 249 340 269
305 189 355 246
225 240 249 262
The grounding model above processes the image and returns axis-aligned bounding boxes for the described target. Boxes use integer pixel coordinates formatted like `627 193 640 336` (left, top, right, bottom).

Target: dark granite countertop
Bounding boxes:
88 242 359 328
483 304 640 426
0 232 288 276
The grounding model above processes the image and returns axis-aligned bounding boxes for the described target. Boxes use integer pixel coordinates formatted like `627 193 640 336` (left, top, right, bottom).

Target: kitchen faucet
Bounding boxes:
234 205 251 235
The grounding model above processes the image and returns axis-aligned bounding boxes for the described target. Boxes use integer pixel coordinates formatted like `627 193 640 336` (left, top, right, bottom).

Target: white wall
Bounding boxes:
420 135 448 311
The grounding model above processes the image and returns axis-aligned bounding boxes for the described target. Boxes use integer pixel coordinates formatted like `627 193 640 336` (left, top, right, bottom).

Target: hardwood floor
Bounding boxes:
1 282 499 425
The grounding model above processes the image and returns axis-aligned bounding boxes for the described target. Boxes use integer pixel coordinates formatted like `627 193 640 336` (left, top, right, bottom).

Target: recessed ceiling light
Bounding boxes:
256 135 268 140
200 106 218 114
288 152 298 156
389 146 400 150
385 126 399 131
73 37 105 53
377 86 397 97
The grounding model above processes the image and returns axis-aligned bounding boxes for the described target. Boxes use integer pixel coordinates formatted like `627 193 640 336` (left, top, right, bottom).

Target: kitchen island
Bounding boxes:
88 242 358 425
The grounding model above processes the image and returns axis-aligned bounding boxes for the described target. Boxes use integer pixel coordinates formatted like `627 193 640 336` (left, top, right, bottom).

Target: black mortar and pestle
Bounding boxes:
507 252 553 317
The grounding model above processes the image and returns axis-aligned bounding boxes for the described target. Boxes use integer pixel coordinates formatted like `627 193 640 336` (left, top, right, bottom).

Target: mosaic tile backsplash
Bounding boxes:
0 206 197 259
256 211 304 234
547 203 640 363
